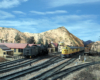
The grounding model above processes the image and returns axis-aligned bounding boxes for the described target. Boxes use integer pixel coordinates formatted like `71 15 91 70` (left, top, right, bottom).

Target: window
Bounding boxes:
14 49 16 52
7 52 8 55
3 52 5 55
18 49 23 52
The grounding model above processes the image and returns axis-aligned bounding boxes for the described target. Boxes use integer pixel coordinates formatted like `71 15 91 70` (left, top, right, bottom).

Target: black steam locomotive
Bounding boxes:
23 45 48 58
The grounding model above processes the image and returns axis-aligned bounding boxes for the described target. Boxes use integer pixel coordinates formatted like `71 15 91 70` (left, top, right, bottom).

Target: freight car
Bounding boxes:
61 46 84 58
23 45 48 58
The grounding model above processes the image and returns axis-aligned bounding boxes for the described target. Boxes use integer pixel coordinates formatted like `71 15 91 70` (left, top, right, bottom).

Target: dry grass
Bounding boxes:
86 55 100 62
59 55 100 80
72 56 100 80
73 68 96 80
73 64 100 80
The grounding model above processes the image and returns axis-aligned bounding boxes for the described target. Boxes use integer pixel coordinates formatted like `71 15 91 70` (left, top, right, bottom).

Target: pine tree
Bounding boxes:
45 39 48 47
27 36 35 44
15 33 21 43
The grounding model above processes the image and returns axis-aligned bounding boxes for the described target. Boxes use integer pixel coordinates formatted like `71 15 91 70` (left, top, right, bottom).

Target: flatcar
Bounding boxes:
61 46 84 58
23 45 48 58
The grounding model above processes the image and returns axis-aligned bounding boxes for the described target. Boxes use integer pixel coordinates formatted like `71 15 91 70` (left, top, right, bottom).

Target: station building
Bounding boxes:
0 43 40 56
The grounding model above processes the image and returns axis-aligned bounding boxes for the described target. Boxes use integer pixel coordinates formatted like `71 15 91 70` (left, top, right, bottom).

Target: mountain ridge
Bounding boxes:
0 26 84 47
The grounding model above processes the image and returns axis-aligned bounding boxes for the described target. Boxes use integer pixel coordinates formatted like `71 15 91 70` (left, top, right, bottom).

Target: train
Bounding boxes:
61 46 84 58
23 45 48 58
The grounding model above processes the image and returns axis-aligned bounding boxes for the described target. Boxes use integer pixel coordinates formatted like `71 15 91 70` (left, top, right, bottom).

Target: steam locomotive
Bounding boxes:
23 45 48 58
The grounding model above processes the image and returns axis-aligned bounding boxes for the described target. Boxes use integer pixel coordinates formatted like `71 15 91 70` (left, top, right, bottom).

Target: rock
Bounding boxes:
91 41 100 54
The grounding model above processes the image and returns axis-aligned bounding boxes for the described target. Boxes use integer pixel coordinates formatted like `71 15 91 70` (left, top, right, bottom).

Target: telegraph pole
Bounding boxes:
99 36 100 41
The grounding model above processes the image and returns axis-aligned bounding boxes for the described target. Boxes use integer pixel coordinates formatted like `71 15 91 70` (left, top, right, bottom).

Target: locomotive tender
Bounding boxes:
61 46 84 58
23 45 48 58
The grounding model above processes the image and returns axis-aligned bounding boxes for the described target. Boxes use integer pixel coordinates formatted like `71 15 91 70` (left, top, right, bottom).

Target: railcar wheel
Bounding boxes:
66 54 69 58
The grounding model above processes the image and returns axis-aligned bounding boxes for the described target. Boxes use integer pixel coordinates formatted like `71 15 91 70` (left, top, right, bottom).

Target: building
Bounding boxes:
48 42 58 53
58 42 64 52
0 45 13 57
0 43 42 56
0 43 28 56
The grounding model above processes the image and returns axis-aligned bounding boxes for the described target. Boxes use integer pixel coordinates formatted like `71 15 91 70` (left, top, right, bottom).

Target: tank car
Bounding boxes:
23 45 48 58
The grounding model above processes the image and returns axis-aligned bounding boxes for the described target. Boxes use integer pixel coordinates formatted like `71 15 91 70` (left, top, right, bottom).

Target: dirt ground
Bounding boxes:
0 56 7 62
61 54 100 80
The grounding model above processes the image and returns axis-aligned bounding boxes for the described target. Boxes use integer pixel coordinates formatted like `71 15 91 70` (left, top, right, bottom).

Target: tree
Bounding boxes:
37 38 44 44
27 36 35 44
45 39 48 47
15 33 21 43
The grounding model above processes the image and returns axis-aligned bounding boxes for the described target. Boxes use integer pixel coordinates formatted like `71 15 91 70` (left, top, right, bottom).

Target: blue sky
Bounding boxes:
0 0 100 42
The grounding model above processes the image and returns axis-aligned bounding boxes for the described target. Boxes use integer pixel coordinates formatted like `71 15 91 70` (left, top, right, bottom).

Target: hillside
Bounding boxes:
0 26 84 47
83 40 94 47
91 41 100 53
0 27 27 43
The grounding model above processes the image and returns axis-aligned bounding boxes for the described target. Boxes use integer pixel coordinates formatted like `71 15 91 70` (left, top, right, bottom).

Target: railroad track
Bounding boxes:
29 58 77 80
0 57 44 73
0 56 62 80
0 58 25 68
29 52 84 80
48 61 100 80
0 59 32 69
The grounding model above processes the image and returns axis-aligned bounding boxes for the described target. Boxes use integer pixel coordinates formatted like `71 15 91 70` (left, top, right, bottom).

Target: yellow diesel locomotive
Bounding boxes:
61 46 84 58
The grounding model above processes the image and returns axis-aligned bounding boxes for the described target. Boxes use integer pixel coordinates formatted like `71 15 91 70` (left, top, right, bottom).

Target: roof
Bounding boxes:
0 43 28 49
53 43 58 47
0 45 10 50
4 50 13 51
0 45 13 51
68 46 78 49
0 43 42 49
28 44 41 47
51 43 58 47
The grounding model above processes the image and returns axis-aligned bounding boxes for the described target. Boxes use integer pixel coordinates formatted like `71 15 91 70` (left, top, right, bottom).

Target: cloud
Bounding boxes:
76 10 81 13
30 11 45 15
0 0 28 9
47 0 100 7
64 20 100 41
30 10 67 15
12 11 26 15
0 10 15 19
0 14 99 41
50 15 97 24
0 19 38 33
0 20 38 26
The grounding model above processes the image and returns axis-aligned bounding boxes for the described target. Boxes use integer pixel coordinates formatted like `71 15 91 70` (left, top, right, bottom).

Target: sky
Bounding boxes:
0 0 100 42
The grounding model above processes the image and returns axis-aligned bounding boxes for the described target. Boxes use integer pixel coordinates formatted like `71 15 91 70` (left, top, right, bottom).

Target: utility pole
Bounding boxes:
99 36 100 41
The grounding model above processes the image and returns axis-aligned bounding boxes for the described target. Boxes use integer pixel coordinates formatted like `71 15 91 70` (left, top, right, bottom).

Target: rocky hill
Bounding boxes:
91 41 100 53
83 40 94 47
0 27 27 43
0 26 84 47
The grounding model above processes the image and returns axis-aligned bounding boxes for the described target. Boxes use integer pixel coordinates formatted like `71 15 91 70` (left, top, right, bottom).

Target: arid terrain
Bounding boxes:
0 27 100 80
0 26 84 47
0 52 100 80
61 55 100 80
